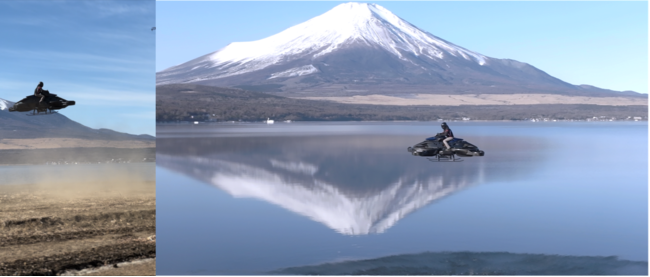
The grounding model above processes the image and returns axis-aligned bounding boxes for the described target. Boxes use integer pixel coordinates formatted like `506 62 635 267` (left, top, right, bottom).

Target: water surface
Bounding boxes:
156 121 647 275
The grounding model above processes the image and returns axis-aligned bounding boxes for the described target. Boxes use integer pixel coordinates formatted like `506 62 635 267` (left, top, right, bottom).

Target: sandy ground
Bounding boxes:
296 94 648 106
0 179 155 275
0 138 155 150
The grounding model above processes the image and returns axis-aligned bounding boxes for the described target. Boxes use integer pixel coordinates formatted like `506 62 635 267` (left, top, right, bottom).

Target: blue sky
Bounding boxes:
157 1 648 94
0 0 155 136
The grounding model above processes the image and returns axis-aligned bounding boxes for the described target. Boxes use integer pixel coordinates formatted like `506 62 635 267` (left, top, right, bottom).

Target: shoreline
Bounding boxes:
156 119 649 124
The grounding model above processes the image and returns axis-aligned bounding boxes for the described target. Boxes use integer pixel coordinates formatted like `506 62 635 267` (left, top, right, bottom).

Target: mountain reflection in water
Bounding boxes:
156 123 648 274
156 134 528 235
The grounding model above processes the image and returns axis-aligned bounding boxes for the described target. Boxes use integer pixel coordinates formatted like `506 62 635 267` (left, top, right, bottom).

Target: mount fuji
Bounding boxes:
156 2 642 98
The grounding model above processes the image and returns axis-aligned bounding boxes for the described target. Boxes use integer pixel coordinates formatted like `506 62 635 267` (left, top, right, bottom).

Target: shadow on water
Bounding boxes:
157 133 542 235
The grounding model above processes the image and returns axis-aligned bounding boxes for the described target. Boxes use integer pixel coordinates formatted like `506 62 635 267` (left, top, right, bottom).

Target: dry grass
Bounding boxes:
297 94 649 106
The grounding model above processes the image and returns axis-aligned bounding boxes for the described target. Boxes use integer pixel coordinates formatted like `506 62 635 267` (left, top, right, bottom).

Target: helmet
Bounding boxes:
38 82 43 87
441 122 448 129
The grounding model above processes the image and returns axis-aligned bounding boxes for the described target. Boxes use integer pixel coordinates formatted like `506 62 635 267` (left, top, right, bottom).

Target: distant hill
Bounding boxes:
0 98 154 141
156 84 647 122
0 97 154 164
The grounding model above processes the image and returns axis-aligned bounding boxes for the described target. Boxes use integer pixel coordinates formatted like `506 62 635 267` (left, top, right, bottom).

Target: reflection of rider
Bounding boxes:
441 122 454 150
34 81 50 103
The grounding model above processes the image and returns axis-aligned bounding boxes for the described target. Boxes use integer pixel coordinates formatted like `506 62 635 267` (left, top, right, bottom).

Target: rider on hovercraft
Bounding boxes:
8 81 75 115
440 122 454 150
407 122 484 159
34 82 51 103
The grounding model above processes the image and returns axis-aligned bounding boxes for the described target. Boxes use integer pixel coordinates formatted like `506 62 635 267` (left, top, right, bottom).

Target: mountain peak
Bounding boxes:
158 3 636 98
313 2 399 30
158 2 487 84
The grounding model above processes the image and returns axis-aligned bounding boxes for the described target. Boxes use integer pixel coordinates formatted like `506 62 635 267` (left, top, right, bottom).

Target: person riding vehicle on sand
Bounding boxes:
440 122 454 150
34 81 50 103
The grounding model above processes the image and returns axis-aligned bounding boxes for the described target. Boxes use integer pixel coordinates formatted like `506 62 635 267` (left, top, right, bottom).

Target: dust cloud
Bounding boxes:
1 163 153 198
0 163 156 275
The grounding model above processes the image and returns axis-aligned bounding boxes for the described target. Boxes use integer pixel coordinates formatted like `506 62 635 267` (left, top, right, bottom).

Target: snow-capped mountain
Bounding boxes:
160 3 486 81
156 2 641 97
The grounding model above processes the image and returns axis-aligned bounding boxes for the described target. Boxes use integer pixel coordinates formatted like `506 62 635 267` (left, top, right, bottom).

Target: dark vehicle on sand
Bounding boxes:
9 94 75 115
408 133 484 162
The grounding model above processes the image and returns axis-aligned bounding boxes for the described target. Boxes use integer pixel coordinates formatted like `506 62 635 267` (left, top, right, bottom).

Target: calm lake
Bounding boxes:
156 121 647 275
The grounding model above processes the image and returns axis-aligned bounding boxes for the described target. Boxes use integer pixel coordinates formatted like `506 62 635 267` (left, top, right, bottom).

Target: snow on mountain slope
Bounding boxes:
158 2 486 83
156 2 644 98
0 98 13 111
268 65 319 79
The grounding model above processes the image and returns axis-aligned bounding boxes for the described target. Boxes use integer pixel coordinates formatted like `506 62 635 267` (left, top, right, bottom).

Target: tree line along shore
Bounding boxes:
156 84 647 123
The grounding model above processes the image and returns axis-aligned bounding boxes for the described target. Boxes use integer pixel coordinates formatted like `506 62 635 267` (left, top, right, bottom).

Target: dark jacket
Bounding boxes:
443 128 454 138
34 86 49 96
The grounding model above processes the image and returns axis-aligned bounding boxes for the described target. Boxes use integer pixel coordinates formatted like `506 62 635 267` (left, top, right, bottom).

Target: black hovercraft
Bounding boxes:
9 94 75 116
407 133 485 162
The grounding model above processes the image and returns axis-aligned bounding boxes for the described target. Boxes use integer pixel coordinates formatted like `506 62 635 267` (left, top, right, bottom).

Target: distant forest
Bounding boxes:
156 84 647 122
